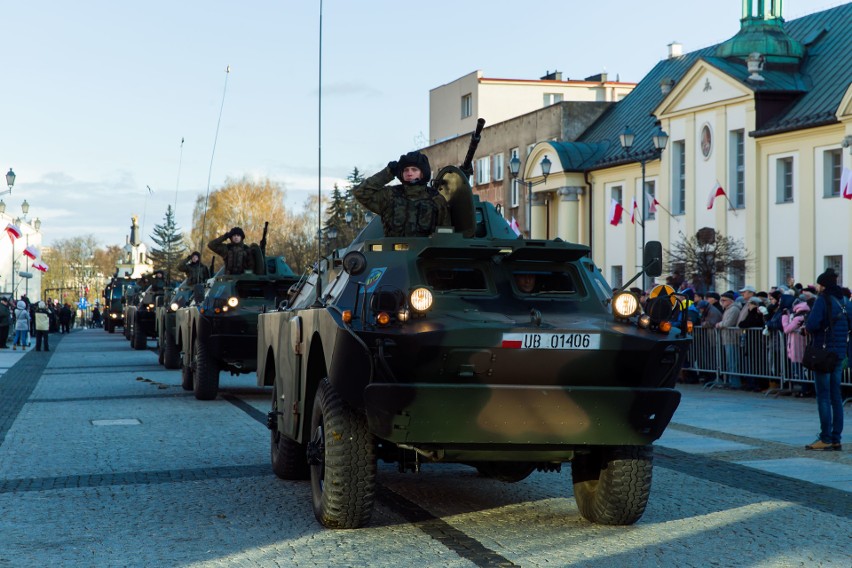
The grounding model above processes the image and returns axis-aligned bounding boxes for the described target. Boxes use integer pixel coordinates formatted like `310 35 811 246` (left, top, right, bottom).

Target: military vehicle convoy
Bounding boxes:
176 254 299 400
256 164 691 530
126 273 168 350
102 275 135 333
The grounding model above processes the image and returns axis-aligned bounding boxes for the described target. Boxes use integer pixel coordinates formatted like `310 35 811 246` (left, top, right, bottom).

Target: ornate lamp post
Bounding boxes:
508 154 552 238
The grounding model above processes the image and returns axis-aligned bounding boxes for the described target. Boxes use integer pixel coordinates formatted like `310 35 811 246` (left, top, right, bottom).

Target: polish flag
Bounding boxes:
23 245 38 260
5 223 21 241
707 182 726 210
630 197 639 224
841 167 852 200
609 198 624 226
646 192 661 214
509 216 521 236
32 260 48 273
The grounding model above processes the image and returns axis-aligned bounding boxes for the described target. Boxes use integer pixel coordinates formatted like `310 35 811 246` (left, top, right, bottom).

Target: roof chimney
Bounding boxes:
584 72 608 83
540 70 562 81
668 42 683 58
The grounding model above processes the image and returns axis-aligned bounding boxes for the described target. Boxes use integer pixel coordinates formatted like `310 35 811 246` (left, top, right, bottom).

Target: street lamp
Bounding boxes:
508 154 552 238
1 169 15 196
620 125 668 288
344 210 353 224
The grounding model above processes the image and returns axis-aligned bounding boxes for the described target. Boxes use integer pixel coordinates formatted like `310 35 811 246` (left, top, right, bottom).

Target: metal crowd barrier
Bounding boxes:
683 327 852 402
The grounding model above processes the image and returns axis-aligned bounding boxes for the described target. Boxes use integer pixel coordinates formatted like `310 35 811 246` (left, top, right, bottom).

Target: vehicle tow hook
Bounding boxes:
266 411 283 430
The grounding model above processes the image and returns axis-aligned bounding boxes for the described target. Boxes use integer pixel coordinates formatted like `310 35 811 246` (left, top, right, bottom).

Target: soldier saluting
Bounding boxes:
352 151 450 237
208 227 255 275
180 251 211 285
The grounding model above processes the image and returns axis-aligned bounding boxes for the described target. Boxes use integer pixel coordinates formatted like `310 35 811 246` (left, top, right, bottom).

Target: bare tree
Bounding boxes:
666 228 750 292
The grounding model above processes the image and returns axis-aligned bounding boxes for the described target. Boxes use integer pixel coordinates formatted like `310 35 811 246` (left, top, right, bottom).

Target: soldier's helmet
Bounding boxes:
230 227 246 240
395 151 431 186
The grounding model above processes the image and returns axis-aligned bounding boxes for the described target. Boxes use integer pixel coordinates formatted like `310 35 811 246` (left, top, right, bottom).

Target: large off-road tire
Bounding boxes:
180 359 193 391
308 378 376 529
123 320 131 340
104 320 111 333
270 384 309 480
163 329 180 370
474 462 536 483
131 317 147 350
571 445 653 526
192 333 220 401
157 336 165 364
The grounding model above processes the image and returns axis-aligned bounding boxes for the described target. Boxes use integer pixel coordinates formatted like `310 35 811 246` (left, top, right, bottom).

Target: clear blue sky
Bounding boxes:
2 0 844 249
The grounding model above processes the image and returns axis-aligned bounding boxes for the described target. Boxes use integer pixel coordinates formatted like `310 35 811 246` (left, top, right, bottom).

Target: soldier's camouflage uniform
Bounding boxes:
353 166 450 237
208 234 254 275
180 256 212 285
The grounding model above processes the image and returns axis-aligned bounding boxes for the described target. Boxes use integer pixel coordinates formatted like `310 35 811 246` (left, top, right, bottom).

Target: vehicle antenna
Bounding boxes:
199 65 231 252
312 0 324 307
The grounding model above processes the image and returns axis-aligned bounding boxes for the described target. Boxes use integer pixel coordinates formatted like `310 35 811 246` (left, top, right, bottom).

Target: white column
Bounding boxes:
530 193 548 240
557 186 584 243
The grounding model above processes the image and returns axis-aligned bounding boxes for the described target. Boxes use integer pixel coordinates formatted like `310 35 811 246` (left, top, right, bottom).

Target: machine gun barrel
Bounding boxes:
260 221 269 256
460 118 486 176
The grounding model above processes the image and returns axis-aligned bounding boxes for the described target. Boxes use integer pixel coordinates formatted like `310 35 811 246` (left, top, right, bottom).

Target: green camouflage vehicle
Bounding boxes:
128 273 168 350
156 279 196 369
102 275 134 333
257 165 691 530
122 283 142 341
177 254 299 400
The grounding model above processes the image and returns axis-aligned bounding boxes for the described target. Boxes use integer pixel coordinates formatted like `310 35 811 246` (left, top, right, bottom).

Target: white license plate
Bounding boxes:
501 333 601 350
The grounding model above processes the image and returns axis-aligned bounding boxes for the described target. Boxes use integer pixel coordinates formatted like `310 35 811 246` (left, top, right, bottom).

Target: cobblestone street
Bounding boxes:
1 329 850 567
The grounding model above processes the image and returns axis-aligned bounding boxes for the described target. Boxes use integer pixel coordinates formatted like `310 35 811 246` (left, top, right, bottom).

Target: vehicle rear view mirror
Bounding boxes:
644 241 663 278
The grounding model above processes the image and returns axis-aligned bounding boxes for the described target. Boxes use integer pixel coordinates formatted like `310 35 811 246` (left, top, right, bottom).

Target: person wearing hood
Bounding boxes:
352 151 450 237
13 300 30 351
782 300 810 385
180 251 211 285
803 268 851 451
34 301 51 352
208 227 254 275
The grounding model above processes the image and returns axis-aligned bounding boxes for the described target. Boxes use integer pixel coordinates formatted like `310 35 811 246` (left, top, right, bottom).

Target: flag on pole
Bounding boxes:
5 223 21 241
509 216 521 236
841 166 852 200
32 260 49 273
23 245 38 260
646 192 661 214
609 198 624 226
707 182 726 210
630 197 639 224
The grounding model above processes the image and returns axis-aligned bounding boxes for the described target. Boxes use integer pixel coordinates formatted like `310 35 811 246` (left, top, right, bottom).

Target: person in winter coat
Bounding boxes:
782 301 810 383
803 268 851 451
13 300 30 351
34 301 50 352
208 227 255 275
59 303 72 334
180 251 211 285
0 297 10 348
716 291 743 388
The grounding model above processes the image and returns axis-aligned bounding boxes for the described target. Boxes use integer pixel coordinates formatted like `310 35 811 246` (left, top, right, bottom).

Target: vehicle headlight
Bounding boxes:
170 302 179 312
227 296 239 308
612 291 640 318
148 303 155 309
110 313 118 319
409 288 433 313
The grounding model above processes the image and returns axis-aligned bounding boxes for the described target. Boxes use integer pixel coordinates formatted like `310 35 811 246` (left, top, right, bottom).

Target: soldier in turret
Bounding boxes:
352 151 450 237
180 251 211 285
208 227 255 275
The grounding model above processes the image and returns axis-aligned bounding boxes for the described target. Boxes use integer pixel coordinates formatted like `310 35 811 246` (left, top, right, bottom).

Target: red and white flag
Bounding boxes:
609 198 624 226
707 182 726 210
23 245 38 260
5 223 21 241
509 216 521 236
841 166 852 200
646 192 661 214
630 197 639 224
32 260 49 273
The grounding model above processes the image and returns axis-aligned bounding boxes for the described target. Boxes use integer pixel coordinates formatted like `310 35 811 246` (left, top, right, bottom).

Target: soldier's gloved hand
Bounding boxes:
387 160 398 173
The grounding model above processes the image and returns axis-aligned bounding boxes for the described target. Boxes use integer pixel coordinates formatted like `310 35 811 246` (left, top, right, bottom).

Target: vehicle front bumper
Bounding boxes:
363 384 680 447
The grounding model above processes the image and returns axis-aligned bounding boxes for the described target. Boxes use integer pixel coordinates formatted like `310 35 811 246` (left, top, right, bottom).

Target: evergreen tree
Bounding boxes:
148 205 188 282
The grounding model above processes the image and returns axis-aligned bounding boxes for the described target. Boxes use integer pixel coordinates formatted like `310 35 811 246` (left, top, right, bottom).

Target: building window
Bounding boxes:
777 257 794 287
644 180 656 220
461 93 472 118
825 255 843 284
672 141 686 214
776 157 794 203
728 260 746 292
610 265 623 289
475 156 491 185
543 93 563 106
824 149 842 198
509 148 520 207
526 143 535 156
729 129 745 208
493 153 504 182
611 185 623 225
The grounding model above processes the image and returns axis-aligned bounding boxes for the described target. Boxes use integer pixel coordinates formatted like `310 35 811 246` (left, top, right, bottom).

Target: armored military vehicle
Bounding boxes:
102 275 134 333
257 164 691 530
177 253 299 400
122 283 142 341
127 273 168 350
156 279 196 369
